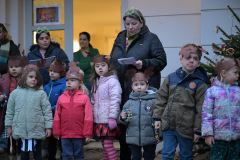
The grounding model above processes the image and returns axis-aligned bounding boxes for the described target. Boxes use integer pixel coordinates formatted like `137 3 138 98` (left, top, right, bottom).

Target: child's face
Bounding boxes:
26 71 38 88
180 52 200 74
9 66 22 78
49 70 61 81
222 66 240 84
132 80 149 93
66 78 82 91
94 62 109 76
37 32 51 50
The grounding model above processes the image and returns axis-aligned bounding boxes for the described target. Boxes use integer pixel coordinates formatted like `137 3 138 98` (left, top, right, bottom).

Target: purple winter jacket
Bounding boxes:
91 75 122 124
202 78 240 141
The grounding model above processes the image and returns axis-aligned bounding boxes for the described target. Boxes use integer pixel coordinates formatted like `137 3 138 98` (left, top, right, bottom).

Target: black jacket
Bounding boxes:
110 25 167 106
27 42 69 86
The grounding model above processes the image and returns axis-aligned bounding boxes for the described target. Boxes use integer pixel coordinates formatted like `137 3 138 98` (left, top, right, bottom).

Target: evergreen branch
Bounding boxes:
227 5 240 23
236 26 240 32
218 26 231 39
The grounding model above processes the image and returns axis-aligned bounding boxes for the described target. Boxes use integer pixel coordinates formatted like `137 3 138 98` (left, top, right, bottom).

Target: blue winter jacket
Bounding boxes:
44 77 66 114
27 42 69 86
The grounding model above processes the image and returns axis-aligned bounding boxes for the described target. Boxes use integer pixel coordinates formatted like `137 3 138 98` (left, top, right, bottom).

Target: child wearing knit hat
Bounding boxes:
43 59 66 159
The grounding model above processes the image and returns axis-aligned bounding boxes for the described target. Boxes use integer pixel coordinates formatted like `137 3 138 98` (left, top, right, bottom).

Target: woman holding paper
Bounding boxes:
73 32 99 91
110 7 167 160
27 27 69 86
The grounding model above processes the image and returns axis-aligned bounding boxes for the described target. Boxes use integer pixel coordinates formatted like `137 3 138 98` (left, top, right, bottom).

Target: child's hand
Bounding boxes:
154 121 161 130
193 134 200 142
45 129 52 137
108 118 117 130
7 127 12 137
0 95 4 102
85 137 90 142
205 136 215 147
121 111 127 119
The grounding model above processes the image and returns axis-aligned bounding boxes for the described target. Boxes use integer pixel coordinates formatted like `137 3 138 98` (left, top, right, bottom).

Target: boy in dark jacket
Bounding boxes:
153 44 209 160
120 67 158 160
43 59 66 160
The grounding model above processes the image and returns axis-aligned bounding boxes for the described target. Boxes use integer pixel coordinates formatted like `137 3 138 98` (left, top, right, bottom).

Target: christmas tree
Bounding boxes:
201 5 240 82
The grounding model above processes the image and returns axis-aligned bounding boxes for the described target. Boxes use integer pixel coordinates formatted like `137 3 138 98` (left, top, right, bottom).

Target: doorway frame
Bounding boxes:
25 0 73 60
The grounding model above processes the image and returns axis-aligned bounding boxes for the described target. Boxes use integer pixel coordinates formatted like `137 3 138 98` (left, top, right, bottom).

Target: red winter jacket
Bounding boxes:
53 89 93 138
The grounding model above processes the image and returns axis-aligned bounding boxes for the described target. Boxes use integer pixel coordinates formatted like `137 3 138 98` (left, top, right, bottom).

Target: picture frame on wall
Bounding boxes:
35 4 61 25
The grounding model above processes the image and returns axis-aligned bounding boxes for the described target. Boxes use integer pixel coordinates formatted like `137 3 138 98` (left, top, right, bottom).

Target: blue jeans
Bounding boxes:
128 144 156 160
162 130 193 160
0 138 8 148
61 138 84 160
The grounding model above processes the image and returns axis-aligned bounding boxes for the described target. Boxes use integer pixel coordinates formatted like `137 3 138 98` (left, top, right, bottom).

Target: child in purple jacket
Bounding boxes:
202 58 240 160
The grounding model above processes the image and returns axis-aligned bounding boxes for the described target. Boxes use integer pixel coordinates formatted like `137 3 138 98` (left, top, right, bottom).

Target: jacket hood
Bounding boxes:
17 85 44 90
63 89 84 96
129 86 157 100
99 75 119 83
48 77 66 86
176 66 210 84
212 77 238 87
29 42 60 53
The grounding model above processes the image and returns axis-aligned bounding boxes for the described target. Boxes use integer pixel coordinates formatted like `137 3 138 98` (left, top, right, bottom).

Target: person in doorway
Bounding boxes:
110 7 167 159
27 27 69 86
0 23 20 78
73 32 99 92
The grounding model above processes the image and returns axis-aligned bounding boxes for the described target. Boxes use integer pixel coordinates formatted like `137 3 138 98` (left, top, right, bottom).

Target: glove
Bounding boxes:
108 118 117 130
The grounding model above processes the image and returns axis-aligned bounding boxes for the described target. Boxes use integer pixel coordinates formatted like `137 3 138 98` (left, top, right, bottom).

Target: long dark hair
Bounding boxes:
79 32 93 48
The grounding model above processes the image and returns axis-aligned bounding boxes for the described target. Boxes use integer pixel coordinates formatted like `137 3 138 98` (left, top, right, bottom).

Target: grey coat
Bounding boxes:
5 86 53 140
120 87 157 146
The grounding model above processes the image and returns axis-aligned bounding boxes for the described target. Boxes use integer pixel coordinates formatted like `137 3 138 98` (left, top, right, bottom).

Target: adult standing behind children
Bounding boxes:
73 32 99 91
153 44 209 160
110 7 167 159
0 23 20 77
27 27 69 86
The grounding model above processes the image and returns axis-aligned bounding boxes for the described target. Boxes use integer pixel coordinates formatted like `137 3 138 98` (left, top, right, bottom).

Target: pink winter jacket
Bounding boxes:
91 75 122 124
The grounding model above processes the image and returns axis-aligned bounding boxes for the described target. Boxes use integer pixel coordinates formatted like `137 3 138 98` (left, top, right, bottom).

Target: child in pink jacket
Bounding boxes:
53 61 93 160
91 55 122 160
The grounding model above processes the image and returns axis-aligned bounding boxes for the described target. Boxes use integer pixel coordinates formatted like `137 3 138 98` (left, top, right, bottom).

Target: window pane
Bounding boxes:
33 30 65 51
33 0 65 26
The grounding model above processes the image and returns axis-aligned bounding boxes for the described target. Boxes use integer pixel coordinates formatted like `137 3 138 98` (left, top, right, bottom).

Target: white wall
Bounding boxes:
121 0 202 82
121 0 240 82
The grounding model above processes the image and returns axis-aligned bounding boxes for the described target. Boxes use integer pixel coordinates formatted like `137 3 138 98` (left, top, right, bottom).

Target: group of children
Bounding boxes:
0 43 239 160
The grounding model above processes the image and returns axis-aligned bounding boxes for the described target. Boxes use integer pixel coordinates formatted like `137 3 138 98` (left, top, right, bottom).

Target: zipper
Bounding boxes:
48 82 53 100
225 86 233 140
139 98 142 145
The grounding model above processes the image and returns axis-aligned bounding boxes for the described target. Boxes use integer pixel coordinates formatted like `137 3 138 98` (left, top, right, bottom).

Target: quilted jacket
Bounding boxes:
202 78 240 141
5 86 53 140
91 75 122 124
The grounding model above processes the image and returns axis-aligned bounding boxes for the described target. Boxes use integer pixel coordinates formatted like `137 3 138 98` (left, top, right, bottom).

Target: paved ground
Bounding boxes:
0 141 210 160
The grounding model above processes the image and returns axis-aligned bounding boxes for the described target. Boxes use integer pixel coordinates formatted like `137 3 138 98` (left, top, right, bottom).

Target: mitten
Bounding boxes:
108 118 117 130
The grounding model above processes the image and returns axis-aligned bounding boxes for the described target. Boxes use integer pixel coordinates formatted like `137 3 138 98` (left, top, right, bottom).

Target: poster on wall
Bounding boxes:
35 4 61 25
